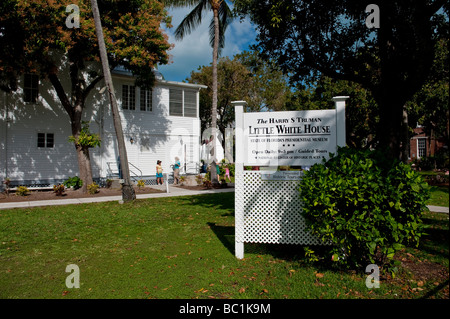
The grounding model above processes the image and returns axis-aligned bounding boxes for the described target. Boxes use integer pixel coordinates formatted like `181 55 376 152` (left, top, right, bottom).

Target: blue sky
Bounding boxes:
158 5 258 83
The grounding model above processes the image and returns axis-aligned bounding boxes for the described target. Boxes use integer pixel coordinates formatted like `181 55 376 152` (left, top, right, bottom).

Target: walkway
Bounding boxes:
0 185 235 210
0 186 447 214
427 205 449 214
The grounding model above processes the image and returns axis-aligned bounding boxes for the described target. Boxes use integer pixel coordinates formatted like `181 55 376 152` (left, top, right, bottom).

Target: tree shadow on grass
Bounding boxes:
178 192 235 216
420 278 450 299
420 214 449 260
243 242 320 262
207 222 235 256
206 220 318 263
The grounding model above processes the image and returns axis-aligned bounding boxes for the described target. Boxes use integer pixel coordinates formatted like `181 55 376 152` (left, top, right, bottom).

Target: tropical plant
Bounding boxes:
53 184 66 196
188 52 293 151
0 0 172 193
234 0 449 161
15 186 29 196
68 121 101 148
300 147 430 271
203 180 213 189
87 182 100 195
90 0 137 202
195 174 204 185
63 176 83 190
163 0 234 183
137 179 145 188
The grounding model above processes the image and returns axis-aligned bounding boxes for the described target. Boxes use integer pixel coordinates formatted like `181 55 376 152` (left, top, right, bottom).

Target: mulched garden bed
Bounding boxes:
0 187 164 203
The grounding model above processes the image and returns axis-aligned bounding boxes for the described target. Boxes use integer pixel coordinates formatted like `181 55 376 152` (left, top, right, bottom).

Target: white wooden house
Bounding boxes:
0 66 207 188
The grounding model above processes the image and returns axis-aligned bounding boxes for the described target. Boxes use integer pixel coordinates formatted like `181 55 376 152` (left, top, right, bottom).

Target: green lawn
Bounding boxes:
427 185 449 207
0 192 448 299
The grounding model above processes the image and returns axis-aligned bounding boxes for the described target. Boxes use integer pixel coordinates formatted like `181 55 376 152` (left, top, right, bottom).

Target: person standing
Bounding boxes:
200 160 206 174
173 157 181 185
156 160 163 185
224 165 231 182
215 161 221 181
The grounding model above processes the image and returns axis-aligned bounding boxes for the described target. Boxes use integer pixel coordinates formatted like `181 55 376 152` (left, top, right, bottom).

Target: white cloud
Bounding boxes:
158 6 257 82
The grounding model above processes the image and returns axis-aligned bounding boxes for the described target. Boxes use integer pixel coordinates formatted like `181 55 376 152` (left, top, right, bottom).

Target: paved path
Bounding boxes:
0 186 235 210
0 186 448 214
427 205 449 213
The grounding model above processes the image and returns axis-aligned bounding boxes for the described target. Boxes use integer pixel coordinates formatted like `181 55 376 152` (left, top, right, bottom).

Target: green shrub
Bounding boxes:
300 147 430 271
203 180 213 189
53 184 65 196
222 163 235 177
63 176 83 190
15 186 29 196
68 121 101 148
414 150 449 171
137 179 145 189
195 175 204 185
228 163 235 177
87 182 99 195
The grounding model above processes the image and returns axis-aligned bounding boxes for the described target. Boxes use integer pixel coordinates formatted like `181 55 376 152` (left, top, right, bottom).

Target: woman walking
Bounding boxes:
173 157 181 185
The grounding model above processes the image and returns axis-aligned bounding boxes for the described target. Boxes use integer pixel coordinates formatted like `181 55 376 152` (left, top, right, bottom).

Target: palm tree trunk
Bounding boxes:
210 4 220 184
90 0 136 201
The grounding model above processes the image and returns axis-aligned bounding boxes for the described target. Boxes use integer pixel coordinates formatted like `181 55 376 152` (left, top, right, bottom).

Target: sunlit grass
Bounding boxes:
427 185 449 207
0 193 447 299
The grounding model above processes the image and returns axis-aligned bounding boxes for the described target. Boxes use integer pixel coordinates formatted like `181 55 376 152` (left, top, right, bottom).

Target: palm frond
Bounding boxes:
208 1 233 53
161 0 200 9
174 0 210 40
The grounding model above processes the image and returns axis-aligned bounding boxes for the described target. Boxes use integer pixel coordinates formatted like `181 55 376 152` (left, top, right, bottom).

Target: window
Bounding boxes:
418 138 426 158
169 89 183 116
184 91 197 117
140 88 152 111
24 74 39 103
37 133 54 148
169 88 197 117
122 84 136 110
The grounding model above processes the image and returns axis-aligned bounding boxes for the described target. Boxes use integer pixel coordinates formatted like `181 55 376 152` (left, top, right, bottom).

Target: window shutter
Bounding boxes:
169 89 183 116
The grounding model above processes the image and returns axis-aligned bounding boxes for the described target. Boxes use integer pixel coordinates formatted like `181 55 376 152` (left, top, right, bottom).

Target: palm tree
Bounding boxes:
91 0 136 201
163 0 233 184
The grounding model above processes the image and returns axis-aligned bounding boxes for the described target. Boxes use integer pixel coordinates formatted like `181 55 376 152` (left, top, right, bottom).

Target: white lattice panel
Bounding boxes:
235 171 321 245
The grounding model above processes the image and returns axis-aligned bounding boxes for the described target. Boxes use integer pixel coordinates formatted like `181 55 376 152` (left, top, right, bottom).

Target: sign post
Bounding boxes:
232 101 246 260
233 97 348 259
333 96 348 147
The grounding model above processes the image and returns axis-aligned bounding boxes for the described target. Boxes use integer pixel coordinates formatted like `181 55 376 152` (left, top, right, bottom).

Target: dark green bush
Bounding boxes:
300 147 430 270
414 150 449 171
63 176 83 190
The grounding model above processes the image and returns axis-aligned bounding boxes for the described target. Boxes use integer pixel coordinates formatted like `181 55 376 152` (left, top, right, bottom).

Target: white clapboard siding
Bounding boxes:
1 68 206 185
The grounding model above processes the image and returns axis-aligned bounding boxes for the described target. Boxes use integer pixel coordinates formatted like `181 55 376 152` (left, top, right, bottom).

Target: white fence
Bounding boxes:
235 170 323 245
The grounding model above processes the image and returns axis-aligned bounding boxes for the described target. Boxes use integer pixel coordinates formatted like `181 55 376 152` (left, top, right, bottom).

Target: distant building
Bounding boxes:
409 125 447 163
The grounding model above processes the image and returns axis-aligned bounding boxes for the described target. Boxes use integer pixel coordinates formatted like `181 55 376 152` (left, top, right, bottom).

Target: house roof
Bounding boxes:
159 79 208 90
112 65 207 90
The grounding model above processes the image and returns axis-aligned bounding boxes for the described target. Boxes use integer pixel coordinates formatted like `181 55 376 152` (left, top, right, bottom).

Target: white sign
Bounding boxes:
261 171 303 181
243 110 337 166
232 97 348 260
